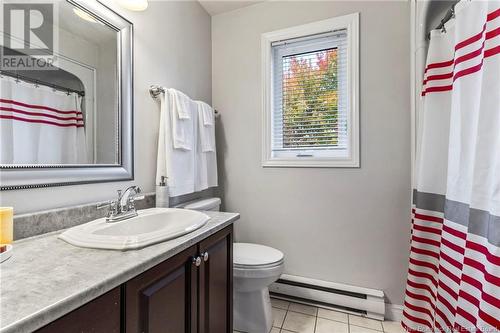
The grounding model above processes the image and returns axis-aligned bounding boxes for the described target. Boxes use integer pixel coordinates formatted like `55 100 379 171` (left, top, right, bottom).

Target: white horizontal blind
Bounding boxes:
271 30 349 158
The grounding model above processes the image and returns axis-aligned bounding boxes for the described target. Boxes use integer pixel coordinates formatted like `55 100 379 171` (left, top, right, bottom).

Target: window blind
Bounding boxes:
271 29 349 158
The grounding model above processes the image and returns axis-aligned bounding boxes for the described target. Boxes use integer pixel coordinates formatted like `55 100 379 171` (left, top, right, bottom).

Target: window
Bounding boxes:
262 14 359 167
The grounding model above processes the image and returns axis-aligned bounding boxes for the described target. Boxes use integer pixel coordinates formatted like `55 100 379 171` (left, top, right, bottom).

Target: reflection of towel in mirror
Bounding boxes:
0 77 88 164
168 88 193 151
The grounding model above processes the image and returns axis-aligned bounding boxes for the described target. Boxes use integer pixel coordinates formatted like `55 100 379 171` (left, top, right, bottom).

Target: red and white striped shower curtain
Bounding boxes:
403 1 500 332
0 77 87 164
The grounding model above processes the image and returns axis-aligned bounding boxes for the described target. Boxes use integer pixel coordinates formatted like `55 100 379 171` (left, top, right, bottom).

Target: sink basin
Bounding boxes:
59 208 210 250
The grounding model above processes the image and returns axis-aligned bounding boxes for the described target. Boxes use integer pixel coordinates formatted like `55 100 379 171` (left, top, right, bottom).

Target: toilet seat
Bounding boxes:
234 262 284 279
233 243 284 270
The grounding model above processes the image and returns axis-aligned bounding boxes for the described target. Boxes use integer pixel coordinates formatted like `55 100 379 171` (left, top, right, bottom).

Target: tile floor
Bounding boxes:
234 298 405 333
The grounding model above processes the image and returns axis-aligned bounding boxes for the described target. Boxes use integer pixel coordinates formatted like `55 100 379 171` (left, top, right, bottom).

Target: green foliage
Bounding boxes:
282 48 338 148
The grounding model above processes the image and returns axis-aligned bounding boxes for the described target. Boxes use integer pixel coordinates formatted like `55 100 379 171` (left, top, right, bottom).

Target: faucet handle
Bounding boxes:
96 200 118 218
128 192 145 210
129 186 144 202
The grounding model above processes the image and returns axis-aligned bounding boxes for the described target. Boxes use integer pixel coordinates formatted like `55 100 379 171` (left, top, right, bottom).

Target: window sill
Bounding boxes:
261 157 360 168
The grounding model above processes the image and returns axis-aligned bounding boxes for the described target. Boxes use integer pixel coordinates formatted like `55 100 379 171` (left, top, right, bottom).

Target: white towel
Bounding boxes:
195 132 218 192
156 93 195 196
156 90 217 196
194 101 217 191
200 101 214 126
196 101 216 152
168 88 193 150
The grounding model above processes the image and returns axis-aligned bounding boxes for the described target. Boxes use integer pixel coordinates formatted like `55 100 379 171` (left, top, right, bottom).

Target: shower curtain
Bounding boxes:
0 77 87 164
403 1 500 333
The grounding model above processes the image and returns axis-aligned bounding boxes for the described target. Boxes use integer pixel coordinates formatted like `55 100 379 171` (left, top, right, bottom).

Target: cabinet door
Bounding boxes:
125 245 198 333
36 287 120 333
198 225 233 333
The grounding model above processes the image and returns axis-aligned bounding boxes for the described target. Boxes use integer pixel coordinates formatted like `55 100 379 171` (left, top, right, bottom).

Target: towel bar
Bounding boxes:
149 85 219 117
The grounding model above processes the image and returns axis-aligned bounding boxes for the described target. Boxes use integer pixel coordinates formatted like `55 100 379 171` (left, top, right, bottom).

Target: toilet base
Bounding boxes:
234 287 273 333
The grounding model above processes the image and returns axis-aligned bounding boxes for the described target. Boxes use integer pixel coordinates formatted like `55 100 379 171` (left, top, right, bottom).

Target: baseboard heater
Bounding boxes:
269 274 385 321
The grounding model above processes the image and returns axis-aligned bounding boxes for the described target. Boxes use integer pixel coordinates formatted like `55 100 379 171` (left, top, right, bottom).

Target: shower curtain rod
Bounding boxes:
427 2 457 39
0 70 85 97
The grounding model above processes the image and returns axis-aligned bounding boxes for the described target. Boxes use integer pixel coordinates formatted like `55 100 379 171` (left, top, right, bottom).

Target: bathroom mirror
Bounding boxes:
0 0 133 189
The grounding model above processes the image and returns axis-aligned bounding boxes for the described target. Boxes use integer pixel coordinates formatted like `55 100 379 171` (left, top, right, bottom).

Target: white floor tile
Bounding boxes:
282 311 316 333
317 308 349 323
315 318 349 333
270 328 280 333
271 298 290 310
288 302 318 316
273 308 287 328
382 321 405 333
348 315 383 331
350 324 383 333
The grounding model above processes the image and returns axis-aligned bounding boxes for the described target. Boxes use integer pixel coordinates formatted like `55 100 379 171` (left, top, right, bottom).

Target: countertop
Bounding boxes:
0 211 239 333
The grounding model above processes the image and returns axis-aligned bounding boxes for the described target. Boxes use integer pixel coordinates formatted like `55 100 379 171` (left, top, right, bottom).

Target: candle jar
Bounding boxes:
0 207 14 245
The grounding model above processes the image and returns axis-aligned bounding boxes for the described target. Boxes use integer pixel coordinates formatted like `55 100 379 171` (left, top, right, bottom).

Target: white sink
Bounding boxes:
59 208 210 250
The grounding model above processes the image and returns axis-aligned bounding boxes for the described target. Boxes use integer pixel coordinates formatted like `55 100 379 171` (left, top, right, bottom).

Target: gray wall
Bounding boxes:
96 40 119 164
212 1 411 305
1 1 212 213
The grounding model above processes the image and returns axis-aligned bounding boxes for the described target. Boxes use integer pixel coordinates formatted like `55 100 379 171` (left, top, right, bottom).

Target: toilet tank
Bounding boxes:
176 197 221 211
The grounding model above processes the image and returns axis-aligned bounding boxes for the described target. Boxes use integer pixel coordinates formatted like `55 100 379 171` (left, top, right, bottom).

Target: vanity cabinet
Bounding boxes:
125 225 233 333
125 245 199 332
36 288 121 333
36 225 233 333
198 227 233 333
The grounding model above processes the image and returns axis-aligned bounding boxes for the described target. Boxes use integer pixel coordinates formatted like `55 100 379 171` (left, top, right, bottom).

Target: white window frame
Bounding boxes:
261 13 360 168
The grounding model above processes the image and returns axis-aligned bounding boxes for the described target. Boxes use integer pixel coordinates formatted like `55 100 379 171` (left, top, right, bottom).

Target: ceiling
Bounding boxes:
198 1 263 16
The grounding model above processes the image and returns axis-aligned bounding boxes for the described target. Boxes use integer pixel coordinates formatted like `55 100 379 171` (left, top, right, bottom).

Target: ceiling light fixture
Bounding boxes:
73 7 98 23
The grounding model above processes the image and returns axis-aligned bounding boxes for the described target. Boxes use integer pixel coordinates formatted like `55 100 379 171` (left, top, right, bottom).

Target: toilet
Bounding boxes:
233 243 284 333
177 197 285 333
175 197 222 211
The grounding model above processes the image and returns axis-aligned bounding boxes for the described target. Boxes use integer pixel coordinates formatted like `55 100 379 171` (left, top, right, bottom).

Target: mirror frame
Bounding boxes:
0 0 134 190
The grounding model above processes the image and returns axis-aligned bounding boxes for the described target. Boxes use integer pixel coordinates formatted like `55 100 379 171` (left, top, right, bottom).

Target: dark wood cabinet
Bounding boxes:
125 245 199 333
126 225 233 333
37 225 233 333
198 227 233 333
36 287 121 333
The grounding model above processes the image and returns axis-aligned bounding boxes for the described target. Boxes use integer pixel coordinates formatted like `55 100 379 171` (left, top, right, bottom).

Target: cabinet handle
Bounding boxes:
192 256 202 267
202 252 209 262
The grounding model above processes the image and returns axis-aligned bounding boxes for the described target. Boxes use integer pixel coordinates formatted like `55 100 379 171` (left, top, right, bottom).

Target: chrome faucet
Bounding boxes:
97 186 145 222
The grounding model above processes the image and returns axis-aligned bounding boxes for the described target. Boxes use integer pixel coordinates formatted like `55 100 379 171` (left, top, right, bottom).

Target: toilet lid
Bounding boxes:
233 243 284 268
181 197 221 210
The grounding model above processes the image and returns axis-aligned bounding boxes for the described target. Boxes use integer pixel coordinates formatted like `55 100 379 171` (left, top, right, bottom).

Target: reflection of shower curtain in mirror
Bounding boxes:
0 77 87 164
